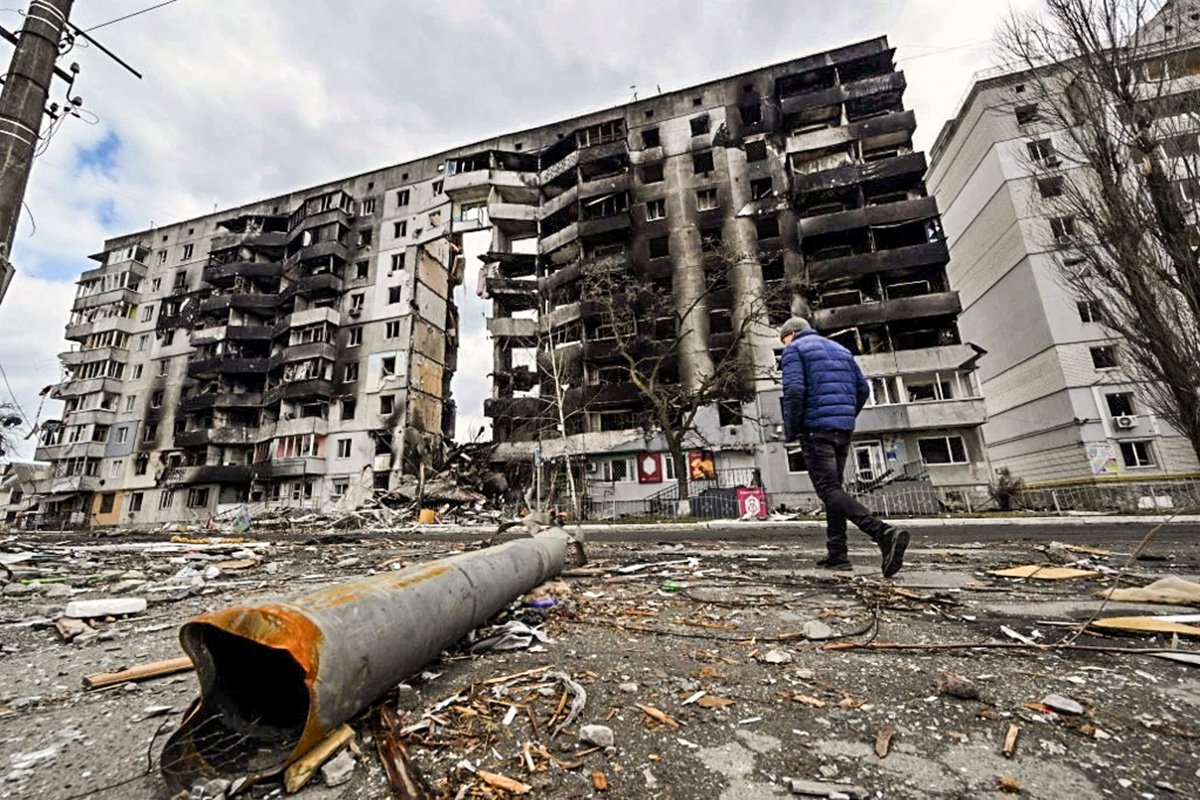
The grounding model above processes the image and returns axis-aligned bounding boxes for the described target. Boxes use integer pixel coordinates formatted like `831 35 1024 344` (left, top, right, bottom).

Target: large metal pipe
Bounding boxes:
161 528 573 790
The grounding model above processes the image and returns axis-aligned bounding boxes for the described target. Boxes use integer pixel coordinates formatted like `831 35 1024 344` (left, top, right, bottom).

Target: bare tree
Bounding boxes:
582 243 782 503
999 0 1200 461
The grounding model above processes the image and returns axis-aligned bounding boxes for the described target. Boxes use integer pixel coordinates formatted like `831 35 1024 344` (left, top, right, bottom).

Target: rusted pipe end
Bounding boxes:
161 605 324 790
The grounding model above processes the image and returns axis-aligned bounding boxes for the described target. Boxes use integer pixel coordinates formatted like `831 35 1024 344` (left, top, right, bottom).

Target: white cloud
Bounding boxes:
0 0 1035 460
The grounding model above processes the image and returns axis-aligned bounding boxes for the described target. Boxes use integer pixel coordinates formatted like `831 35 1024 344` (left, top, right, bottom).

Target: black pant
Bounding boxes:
801 429 890 560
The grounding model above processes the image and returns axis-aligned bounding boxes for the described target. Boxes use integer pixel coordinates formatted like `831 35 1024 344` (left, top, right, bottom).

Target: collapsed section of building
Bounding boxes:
31 36 989 526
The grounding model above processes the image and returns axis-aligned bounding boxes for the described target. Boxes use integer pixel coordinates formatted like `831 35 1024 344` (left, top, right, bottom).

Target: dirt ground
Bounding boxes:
2 522 1199 799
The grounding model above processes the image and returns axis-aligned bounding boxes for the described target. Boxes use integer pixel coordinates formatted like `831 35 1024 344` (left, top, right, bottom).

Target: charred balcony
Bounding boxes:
269 341 338 369
168 464 253 485
779 70 905 117
203 260 283 288
483 396 544 419
175 427 260 448
263 379 334 405
805 240 949 282
179 392 263 413
798 195 938 237
493 366 539 393
188 355 270 378
481 251 537 279
792 152 926 196
811 290 960 329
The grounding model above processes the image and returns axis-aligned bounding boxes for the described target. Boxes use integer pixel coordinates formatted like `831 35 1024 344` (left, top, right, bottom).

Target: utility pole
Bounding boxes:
0 0 73 305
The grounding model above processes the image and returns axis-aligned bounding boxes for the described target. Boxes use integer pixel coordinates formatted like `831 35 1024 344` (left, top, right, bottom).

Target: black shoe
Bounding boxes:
816 556 853 571
879 528 910 578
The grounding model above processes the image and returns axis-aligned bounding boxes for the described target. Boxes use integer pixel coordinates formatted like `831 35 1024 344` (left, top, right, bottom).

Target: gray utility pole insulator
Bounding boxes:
0 0 73 305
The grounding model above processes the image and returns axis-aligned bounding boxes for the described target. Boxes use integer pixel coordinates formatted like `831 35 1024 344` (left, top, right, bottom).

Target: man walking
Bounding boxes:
780 317 909 576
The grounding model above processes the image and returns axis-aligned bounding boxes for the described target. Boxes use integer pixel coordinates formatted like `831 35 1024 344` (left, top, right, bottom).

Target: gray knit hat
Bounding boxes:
779 317 811 341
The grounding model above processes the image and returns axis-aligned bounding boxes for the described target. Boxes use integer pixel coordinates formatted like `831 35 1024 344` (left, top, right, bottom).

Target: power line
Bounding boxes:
0 360 30 427
84 0 179 32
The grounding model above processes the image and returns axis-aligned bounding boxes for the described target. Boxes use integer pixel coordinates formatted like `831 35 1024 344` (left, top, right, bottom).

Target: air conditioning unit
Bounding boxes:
586 461 598 473
1114 414 1138 429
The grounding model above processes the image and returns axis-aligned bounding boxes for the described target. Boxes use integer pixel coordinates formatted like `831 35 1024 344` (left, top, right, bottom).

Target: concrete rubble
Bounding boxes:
0 522 1198 798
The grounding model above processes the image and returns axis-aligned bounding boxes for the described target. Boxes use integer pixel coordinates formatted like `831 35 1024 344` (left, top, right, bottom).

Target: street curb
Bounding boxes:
564 514 1200 535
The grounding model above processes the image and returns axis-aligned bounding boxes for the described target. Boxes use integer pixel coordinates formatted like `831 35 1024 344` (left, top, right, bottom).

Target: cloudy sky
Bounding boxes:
0 0 1038 461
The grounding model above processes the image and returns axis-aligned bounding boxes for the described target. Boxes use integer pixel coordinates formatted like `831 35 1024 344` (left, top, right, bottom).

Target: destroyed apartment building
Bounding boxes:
31 35 988 525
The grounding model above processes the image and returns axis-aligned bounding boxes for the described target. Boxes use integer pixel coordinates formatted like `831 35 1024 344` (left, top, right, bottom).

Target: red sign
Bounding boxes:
637 452 663 484
737 487 768 520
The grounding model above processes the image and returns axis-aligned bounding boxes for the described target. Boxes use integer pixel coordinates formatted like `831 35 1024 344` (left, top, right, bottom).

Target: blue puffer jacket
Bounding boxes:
781 329 870 438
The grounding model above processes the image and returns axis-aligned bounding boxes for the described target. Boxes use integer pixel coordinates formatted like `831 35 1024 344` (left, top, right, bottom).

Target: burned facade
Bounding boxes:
474 36 990 509
34 36 988 525
36 175 462 525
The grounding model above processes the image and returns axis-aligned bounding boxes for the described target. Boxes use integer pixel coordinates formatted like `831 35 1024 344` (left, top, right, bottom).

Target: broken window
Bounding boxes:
1049 215 1077 243
740 103 762 125
696 189 719 211
350 293 365 311
575 119 624 148
187 488 210 508
134 454 148 475
157 250 167 265
357 229 373 247
750 177 773 200
755 216 780 240
1090 345 1119 369
717 401 743 426
692 151 715 175
356 260 369 279
395 189 410 207
182 244 194 260
1106 392 1135 416
360 198 376 215
380 394 395 415
700 227 723 251
1077 300 1101 323
649 236 670 259
388 286 402 304
143 422 158 442
344 362 359 382
150 390 164 408
690 115 711 136
1014 104 1040 125
159 489 175 509
161 329 175 347
642 163 664 183
342 399 356 419
1119 440 1155 467
394 221 407 238
787 449 808 473
385 320 400 338
1037 176 1064 198
391 252 406 272
1026 138 1057 165
348 327 363 346
381 356 396 376
641 128 660 148
918 436 968 465
646 199 666 221
432 180 443 195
